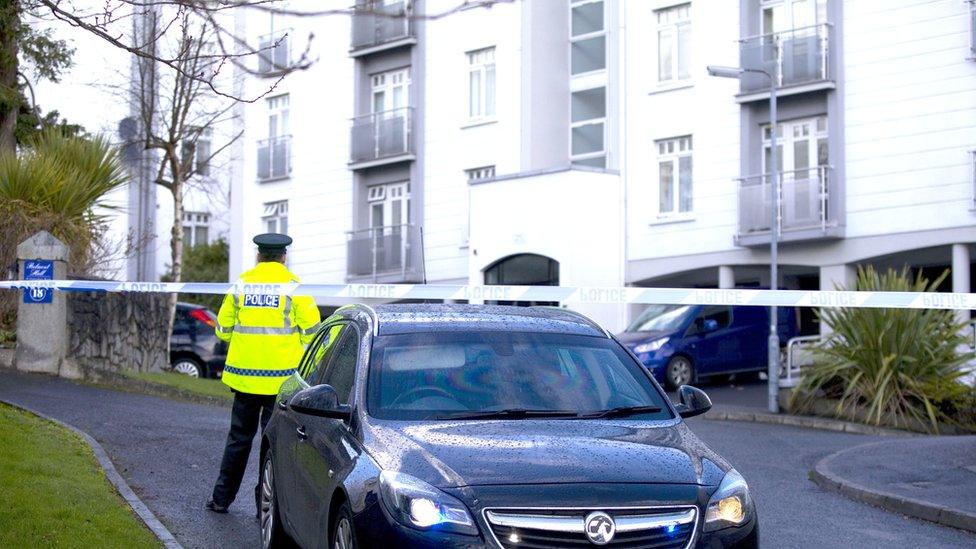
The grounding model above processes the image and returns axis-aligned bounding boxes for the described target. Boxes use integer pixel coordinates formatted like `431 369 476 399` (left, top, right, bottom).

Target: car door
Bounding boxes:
686 305 737 375
290 324 362 548
273 323 341 528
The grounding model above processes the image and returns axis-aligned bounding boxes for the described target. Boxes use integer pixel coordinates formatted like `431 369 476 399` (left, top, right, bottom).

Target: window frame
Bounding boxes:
466 47 496 123
655 3 691 85
570 85 607 166
257 29 292 76
181 211 211 249
316 324 363 405
655 135 694 216
262 200 288 234
570 0 607 77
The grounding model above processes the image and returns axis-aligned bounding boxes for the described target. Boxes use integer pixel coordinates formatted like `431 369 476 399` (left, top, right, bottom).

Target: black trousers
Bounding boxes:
211 391 276 509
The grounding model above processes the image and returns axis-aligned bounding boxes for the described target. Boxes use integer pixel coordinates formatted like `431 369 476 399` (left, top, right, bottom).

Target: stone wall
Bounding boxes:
66 291 169 375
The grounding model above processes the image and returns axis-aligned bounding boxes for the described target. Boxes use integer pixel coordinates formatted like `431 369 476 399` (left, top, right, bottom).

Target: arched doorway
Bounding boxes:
483 254 559 306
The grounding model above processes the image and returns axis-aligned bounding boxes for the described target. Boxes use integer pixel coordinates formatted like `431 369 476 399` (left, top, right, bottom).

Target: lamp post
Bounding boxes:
707 61 780 414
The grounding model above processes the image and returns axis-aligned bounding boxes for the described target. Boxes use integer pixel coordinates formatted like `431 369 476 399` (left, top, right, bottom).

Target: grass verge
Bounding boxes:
124 371 233 403
0 403 160 547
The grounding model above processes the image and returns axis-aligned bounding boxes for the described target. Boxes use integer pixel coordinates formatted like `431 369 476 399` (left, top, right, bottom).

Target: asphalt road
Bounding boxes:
1 370 974 548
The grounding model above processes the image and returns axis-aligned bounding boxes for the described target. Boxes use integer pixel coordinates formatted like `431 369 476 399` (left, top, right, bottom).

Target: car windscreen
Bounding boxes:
625 304 694 333
366 331 673 421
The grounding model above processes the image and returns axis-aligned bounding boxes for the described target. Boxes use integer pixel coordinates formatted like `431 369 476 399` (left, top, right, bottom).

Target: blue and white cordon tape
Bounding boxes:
0 279 973 310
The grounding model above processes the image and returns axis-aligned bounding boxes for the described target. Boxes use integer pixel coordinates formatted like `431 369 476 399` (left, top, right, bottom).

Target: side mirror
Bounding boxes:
289 384 352 421
702 318 719 333
673 385 712 419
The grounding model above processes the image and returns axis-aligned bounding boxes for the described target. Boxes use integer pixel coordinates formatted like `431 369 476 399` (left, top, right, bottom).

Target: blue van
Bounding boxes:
617 304 799 389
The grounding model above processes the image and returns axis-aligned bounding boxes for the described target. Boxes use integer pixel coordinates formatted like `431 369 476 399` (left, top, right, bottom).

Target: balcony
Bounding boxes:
346 224 424 283
349 107 415 169
257 32 291 76
737 23 834 102
257 136 291 181
735 166 843 246
350 1 416 57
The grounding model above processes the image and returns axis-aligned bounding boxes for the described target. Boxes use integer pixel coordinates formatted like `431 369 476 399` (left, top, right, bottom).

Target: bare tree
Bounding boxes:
127 9 241 327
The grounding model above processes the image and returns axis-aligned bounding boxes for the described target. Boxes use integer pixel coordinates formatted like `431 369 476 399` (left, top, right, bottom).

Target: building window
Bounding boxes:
571 86 606 168
465 166 495 182
656 3 691 83
762 115 828 175
258 30 291 75
467 48 496 121
182 212 210 250
570 0 606 75
258 95 290 181
657 136 693 215
367 182 410 229
182 127 212 177
263 201 288 234
970 1 976 58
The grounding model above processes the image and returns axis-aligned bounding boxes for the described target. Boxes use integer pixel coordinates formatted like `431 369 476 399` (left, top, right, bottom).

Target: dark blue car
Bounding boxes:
259 304 758 548
617 304 799 390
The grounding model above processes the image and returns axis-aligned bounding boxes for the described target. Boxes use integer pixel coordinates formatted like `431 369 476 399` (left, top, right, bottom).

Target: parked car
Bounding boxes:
260 304 758 549
617 304 800 390
170 302 226 378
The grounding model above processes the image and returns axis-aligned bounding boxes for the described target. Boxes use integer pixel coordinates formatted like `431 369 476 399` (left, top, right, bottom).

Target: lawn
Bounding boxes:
0 403 160 548
125 371 233 402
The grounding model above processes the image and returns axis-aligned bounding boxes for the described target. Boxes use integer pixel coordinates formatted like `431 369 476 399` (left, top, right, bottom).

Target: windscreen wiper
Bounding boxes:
576 405 663 419
439 409 580 420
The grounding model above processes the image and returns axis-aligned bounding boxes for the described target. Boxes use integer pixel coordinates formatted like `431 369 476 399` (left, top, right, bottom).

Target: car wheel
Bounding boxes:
172 357 202 378
665 356 694 390
260 454 289 549
331 503 358 549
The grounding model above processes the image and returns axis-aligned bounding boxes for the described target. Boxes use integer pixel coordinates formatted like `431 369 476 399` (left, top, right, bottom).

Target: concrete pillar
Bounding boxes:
952 244 971 326
718 266 735 289
819 263 857 336
14 231 69 375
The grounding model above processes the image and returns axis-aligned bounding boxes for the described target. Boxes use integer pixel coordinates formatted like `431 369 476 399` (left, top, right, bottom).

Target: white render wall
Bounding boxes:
624 0 743 264
843 0 976 237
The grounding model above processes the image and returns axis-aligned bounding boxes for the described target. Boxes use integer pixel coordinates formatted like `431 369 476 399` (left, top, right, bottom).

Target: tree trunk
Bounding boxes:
0 0 20 153
165 155 185 371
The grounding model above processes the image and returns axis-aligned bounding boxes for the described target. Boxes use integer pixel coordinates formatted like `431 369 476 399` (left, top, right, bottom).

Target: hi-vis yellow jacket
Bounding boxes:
215 262 321 395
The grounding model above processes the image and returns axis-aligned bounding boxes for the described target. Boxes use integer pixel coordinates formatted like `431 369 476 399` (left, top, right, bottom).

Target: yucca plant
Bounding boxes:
0 129 128 331
792 266 973 433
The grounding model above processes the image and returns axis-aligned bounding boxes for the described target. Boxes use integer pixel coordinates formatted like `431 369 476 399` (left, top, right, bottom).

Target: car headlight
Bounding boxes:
633 337 669 354
379 471 478 536
704 469 753 531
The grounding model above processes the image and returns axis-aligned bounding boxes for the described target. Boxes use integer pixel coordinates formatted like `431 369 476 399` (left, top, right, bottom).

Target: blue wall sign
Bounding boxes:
23 259 54 304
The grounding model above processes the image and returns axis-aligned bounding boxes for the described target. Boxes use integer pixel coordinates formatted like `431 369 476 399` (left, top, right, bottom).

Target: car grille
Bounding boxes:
483 506 697 549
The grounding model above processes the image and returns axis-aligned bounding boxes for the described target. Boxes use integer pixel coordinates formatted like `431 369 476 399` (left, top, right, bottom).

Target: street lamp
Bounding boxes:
707 63 781 414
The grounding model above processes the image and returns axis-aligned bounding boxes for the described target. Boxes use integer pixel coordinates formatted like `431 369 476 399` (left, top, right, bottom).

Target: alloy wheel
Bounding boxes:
334 516 354 549
669 357 693 387
173 360 200 377
261 458 275 549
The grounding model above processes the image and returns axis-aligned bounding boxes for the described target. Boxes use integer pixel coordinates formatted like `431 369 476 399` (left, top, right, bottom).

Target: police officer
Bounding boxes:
206 233 321 515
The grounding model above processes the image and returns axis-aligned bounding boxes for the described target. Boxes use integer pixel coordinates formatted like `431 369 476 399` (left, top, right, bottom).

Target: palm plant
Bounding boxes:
792 266 973 433
0 129 127 331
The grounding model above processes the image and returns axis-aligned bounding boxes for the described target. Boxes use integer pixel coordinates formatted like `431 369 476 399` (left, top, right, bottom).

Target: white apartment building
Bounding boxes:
231 0 976 333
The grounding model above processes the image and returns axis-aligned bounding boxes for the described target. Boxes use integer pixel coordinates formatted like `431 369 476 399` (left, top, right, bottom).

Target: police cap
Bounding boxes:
253 233 292 253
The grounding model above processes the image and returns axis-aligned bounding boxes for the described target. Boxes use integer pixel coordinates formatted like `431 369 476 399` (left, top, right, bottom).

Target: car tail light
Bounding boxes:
189 308 216 328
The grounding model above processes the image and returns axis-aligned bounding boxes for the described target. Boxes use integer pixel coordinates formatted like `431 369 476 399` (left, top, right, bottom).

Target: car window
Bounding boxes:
367 331 673 421
297 323 343 382
318 327 360 404
626 304 694 332
691 305 731 332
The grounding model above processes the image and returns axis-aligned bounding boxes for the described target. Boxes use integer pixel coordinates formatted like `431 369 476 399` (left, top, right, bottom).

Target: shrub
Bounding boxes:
792 266 973 434
162 237 229 312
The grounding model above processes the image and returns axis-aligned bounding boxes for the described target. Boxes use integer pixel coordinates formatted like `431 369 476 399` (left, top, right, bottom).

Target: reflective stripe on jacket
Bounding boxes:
216 262 321 395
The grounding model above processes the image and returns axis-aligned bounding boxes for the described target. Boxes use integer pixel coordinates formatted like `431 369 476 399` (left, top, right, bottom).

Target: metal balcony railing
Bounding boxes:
257 136 291 181
351 1 413 51
346 223 421 281
737 165 833 236
257 32 291 75
738 23 832 94
350 107 414 165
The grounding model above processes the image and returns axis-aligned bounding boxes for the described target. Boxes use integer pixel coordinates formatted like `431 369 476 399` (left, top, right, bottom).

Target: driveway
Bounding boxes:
1 370 974 548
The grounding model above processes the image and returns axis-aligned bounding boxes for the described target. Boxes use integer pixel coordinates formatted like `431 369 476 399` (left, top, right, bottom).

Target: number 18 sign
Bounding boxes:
23 260 53 304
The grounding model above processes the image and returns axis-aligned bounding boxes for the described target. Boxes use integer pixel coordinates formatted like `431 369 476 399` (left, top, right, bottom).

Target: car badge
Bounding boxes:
584 511 616 545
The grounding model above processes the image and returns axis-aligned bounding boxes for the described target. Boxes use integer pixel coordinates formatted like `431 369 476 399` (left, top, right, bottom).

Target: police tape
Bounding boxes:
0 279 974 310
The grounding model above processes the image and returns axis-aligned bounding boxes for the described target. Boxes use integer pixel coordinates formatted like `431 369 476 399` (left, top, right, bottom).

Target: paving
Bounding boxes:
2 369 975 548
